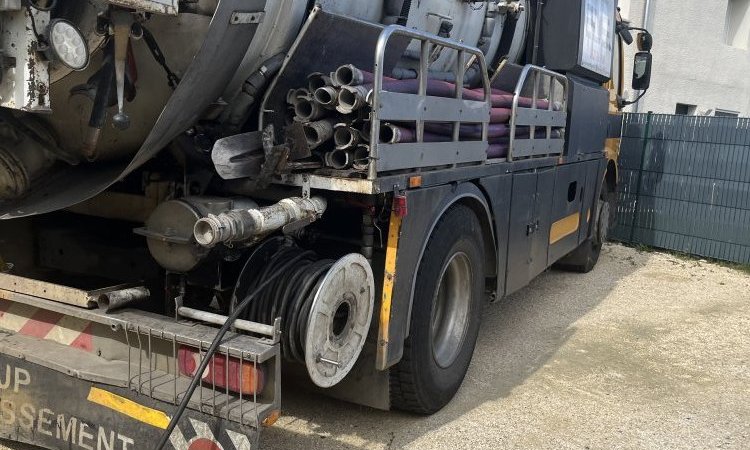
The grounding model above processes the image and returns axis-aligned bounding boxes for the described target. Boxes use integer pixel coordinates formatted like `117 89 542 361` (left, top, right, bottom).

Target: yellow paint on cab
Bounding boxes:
550 213 581 245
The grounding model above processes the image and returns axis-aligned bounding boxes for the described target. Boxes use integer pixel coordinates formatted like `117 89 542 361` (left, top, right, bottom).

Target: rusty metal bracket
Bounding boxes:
284 122 312 160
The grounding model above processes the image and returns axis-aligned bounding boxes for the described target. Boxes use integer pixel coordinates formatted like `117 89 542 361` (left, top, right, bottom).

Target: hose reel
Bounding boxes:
237 238 374 388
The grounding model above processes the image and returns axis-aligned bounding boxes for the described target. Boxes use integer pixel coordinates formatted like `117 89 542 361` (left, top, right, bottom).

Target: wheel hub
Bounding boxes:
430 252 472 369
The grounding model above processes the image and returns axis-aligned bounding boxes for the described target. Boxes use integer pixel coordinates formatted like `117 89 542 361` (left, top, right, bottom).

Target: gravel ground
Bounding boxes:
2 243 749 449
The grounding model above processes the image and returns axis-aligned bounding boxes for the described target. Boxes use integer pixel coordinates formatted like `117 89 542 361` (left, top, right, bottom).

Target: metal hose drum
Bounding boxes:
239 243 374 388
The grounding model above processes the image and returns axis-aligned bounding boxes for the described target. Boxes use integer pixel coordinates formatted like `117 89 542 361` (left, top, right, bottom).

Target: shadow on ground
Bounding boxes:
261 245 644 450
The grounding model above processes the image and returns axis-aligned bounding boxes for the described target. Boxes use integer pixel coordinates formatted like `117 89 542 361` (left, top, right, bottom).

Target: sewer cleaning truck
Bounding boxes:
0 1 651 448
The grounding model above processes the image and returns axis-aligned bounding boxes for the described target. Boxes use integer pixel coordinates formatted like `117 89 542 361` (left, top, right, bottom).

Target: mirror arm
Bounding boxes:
617 89 648 110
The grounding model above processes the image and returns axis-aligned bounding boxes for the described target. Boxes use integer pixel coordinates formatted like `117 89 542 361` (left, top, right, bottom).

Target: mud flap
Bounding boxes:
0 354 258 450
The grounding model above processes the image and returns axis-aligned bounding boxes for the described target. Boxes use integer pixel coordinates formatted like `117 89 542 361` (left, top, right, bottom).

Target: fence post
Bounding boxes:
629 111 653 243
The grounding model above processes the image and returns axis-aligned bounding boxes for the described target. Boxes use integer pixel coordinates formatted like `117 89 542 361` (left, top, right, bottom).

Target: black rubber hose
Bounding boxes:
154 251 309 450
89 42 115 129
242 247 334 364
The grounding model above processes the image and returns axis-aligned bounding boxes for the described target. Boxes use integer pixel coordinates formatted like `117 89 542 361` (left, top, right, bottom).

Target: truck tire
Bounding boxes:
390 204 485 414
555 182 615 273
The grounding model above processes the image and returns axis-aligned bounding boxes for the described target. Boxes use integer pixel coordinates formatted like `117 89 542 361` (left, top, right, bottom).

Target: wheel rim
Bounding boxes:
430 252 472 369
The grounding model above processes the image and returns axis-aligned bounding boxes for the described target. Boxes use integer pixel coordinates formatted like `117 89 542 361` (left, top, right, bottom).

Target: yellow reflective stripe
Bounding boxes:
87 387 171 429
549 212 580 245
376 210 402 370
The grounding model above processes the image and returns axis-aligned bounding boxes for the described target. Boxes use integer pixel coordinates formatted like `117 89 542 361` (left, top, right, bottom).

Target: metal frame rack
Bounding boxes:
368 25 492 177
262 8 571 195
508 64 569 160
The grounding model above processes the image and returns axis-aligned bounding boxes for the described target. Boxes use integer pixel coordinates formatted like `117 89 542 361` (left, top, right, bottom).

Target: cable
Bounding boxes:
242 246 335 364
154 251 309 450
141 26 180 90
618 89 647 108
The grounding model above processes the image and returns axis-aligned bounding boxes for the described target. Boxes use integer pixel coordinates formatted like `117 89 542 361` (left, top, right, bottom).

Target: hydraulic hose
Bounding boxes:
241 247 335 363
154 251 309 450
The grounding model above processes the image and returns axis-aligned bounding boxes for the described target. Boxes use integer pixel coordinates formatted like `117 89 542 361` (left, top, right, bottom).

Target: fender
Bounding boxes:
376 182 497 370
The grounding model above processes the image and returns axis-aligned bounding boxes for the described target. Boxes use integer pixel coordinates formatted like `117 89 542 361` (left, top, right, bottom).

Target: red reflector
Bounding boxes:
393 194 408 217
178 346 264 396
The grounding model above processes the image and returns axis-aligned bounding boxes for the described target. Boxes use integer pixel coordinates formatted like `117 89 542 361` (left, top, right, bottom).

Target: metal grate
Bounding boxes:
120 317 279 428
612 112 750 264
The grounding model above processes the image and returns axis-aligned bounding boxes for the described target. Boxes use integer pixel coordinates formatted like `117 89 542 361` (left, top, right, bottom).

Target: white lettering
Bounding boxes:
0 389 136 450
37 408 53 436
19 403 34 430
56 414 77 443
78 422 94 450
97 426 115 450
13 368 29 392
117 433 134 450
0 400 14 425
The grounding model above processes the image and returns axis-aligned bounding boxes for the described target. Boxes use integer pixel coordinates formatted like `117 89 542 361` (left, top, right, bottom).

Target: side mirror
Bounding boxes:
637 32 653 52
616 22 634 45
632 51 652 91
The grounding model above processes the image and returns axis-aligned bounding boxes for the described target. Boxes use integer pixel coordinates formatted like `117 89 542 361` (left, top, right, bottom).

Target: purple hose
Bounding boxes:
381 124 446 144
425 123 511 139
488 128 563 144
491 108 511 123
487 144 509 159
360 78 552 109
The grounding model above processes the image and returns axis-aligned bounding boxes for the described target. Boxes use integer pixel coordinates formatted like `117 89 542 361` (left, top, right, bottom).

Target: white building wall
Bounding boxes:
619 0 750 116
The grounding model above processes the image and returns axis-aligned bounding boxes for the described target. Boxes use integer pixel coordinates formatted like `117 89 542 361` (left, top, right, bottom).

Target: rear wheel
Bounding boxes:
390 204 485 414
555 181 615 273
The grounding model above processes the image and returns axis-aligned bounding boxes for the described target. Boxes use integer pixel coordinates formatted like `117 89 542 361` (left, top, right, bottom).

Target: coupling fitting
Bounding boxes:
194 196 328 247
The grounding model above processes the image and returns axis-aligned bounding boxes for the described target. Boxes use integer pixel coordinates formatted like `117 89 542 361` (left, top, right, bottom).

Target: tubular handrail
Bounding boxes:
508 64 569 161
369 25 492 179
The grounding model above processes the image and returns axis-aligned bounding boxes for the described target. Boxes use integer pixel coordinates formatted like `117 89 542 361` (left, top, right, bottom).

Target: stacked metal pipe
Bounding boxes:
285 65 379 172
286 64 564 169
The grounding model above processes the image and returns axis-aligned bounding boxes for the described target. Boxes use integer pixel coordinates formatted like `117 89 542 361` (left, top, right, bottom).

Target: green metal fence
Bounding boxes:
611 113 750 264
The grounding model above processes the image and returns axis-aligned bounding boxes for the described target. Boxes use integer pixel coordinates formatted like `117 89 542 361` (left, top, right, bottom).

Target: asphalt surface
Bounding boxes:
2 243 749 449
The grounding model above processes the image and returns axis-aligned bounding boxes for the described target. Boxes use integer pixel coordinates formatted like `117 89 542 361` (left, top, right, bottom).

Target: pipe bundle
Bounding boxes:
286 64 565 168
286 66 375 171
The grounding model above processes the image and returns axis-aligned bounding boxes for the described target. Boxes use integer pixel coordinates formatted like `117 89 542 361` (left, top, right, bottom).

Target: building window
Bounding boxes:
715 109 740 117
725 0 750 49
675 103 697 115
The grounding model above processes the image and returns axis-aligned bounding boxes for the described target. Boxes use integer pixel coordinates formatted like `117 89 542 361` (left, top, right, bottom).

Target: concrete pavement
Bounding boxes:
3 244 749 449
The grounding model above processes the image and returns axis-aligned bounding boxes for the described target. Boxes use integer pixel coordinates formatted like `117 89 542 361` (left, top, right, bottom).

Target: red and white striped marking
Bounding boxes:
168 418 251 450
0 299 93 351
